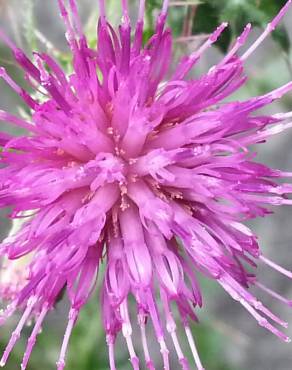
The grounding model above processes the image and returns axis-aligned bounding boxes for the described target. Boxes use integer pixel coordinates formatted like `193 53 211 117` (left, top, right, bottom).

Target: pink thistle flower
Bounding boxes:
1 1 292 369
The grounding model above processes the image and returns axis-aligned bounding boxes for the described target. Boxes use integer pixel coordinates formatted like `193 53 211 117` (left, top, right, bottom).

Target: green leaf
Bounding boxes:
202 0 291 53
192 3 232 53
168 5 186 37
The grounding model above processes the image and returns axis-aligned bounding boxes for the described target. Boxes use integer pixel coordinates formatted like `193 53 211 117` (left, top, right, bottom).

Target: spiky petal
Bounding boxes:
1 1 292 369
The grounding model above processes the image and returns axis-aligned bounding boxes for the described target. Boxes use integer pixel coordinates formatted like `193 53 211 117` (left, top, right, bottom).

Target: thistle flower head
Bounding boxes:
1 1 292 369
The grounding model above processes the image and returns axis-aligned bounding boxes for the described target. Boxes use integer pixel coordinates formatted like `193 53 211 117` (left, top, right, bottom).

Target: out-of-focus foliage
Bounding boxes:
205 0 290 52
146 0 290 53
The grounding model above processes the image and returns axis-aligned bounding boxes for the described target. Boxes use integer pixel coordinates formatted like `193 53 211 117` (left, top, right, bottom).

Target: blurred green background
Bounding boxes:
1 1 292 369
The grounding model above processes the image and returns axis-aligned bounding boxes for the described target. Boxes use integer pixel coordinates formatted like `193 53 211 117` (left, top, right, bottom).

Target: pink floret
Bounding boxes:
1 1 292 369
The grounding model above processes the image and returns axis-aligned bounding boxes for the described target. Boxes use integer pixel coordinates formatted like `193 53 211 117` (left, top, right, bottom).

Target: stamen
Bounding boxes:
132 12 144 63
146 293 170 370
173 22 228 79
162 0 170 15
171 330 189 370
33 54 72 113
256 302 288 328
256 281 292 307
121 0 129 18
106 334 117 370
195 22 228 61
21 305 49 370
57 0 77 49
184 326 205 370
120 301 139 369
125 333 140 370
240 299 291 342
138 312 155 369
268 81 292 100
68 0 83 39
260 255 292 279
241 0 292 60
0 297 37 367
37 53 71 91
273 112 292 120
159 337 170 370
223 275 288 328
241 121 292 146
161 290 189 369
221 277 290 342
0 110 38 133
34 53 50 82
98 0 106 22
217 24 252 67
138 0 146 21
56 308 79 370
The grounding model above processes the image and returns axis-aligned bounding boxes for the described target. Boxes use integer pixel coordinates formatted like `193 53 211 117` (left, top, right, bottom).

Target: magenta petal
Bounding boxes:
1 1 292 370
